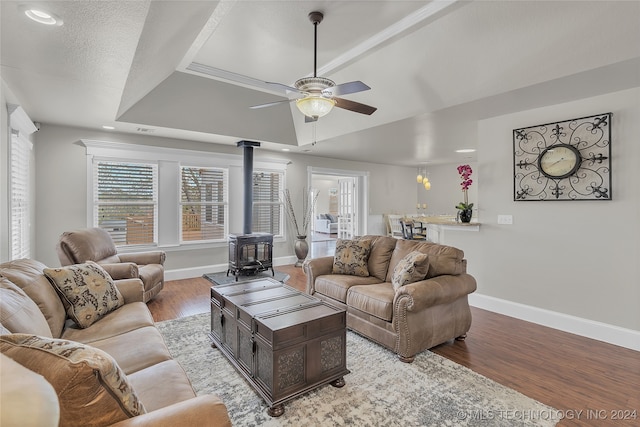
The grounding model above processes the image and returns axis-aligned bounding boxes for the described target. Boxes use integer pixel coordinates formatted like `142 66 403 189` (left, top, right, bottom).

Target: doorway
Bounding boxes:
307 167 368 247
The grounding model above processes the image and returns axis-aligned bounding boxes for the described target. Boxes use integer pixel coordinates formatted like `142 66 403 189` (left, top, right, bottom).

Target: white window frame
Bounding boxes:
252 168 285 238
180 165 228 244
82 140 288 251
92 159 159 246
8 105 37 260
9 130 33 259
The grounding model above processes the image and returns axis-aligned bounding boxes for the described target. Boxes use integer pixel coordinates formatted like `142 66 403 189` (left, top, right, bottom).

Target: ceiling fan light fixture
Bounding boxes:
296 95 335 119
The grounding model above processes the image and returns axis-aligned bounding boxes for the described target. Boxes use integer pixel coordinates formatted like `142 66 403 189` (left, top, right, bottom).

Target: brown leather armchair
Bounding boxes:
56 228 166 302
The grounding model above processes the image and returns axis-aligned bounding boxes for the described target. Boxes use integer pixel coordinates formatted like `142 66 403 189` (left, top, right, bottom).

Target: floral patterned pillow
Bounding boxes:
391 251 430 290
44 261 124 328
332 238 372 277
0 334 146 427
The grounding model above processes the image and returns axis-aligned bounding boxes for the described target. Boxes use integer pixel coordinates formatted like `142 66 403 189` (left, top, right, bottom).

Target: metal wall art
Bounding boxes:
513 112 611 201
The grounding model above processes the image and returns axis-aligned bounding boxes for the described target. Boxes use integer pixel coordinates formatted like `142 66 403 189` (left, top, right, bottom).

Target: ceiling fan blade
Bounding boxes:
265 82 304 94
323 81 371 97
250 99 292 109
334 97 377 115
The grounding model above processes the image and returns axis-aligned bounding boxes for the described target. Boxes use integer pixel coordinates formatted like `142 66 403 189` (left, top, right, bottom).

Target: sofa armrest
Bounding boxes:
100 262 139 280
110 395 231 427
394 274 477 312
114 278 145 304
118 251 166 266
302 256 334 294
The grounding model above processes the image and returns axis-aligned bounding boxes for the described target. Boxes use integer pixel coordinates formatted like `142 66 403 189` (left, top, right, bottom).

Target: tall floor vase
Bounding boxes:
294 235 309 267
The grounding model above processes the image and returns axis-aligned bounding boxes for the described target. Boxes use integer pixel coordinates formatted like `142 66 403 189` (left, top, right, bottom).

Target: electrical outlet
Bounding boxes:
497 215 513 225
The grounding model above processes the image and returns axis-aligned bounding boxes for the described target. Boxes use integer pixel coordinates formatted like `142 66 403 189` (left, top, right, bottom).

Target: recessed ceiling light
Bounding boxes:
102 125 115 130
281 148 290 152
20 6 63 26
456 149 476 153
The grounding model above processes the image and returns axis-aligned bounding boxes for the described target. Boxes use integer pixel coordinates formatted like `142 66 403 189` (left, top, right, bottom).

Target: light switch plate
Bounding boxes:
498 215 513 225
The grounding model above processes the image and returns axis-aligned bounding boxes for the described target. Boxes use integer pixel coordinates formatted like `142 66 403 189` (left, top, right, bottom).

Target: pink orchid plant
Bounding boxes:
455 164 473 211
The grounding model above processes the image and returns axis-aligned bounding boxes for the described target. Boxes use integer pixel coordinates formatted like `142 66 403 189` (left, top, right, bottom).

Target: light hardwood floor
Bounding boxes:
148 245 639 427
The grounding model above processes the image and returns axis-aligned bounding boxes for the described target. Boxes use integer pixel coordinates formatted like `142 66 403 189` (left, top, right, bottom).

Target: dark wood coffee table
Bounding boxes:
208 277 349 417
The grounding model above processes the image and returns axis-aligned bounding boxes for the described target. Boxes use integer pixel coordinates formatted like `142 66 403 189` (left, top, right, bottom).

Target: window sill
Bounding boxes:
118 235 286 253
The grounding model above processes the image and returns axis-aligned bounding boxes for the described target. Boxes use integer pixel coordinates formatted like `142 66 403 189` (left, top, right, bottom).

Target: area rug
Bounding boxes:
156 313 558 426
203 269 289 286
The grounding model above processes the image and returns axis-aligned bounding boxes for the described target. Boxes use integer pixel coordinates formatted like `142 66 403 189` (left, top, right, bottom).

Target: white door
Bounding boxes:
338 178 356 239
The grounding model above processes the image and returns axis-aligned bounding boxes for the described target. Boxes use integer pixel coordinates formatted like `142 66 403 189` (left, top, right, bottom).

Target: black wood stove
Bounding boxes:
227 141 274 280
227 232 273 278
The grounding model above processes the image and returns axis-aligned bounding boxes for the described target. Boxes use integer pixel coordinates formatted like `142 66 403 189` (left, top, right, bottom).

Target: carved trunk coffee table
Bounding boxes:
208 277 349 417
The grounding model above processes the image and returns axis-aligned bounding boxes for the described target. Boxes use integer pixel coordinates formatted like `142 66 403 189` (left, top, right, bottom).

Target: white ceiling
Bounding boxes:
2 0 639 166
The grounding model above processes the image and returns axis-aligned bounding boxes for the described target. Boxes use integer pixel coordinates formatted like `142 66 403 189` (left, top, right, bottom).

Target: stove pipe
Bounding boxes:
237 140 260 235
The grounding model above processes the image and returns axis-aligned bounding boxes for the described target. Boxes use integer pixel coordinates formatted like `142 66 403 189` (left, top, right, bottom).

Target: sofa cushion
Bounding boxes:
128 360 197 412
332 238 372 277
0 334 146 427
88 326 172 375
315 275 381 303
386 239 465 282
44 262 124 329
0 323 11 334
0 259 67 338
347 283 395 322
0 353 60 427
0 277 52 337
61 302 154 344
359 235 397 282
391 251 430 290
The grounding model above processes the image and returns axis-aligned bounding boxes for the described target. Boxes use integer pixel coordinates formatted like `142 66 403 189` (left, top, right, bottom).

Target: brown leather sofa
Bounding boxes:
0 259 231 427
57 228 165 302
304 235 477 362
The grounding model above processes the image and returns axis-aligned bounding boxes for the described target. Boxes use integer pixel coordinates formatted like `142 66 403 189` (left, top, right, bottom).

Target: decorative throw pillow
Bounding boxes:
0 334 146 427
332 238 372 277
43 261 124 328
391 251 430 290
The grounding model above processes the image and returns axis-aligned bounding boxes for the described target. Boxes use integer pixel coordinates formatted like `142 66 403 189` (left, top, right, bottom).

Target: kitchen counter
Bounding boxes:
402 216 480 243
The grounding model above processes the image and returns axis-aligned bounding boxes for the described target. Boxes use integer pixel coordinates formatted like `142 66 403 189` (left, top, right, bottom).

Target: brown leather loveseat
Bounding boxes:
57 228 165 302
304 235 476 362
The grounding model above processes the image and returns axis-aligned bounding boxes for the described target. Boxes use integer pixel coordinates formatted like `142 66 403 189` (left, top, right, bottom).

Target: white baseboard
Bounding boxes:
164 255 298 282
469 293 640 352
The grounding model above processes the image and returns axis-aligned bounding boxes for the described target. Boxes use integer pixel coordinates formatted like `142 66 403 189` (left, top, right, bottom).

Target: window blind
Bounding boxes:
10 131 32 259
252 171 283 235
181 166 227 242
94 161 157 245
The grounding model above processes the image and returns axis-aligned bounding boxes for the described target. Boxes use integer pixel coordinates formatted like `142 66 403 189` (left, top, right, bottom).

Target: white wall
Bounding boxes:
312 176 339 215
445 87 640 334
31 124 416 270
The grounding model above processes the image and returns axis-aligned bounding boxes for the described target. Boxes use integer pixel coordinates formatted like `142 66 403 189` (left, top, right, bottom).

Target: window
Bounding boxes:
10 131 32 259
83 140 289 248
181 166 227 242
252 170 284 236
93 161 158 245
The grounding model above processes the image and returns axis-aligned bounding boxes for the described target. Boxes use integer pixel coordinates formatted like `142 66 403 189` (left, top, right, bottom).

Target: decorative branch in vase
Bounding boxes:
455 164 474 223
283 187 319 266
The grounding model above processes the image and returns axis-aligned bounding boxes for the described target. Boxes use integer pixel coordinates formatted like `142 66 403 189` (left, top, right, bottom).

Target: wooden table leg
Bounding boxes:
267 404 285 417
330 377 346 388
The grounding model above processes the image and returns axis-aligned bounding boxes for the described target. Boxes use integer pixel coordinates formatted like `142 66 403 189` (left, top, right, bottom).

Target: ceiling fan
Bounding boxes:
250 11 377 122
